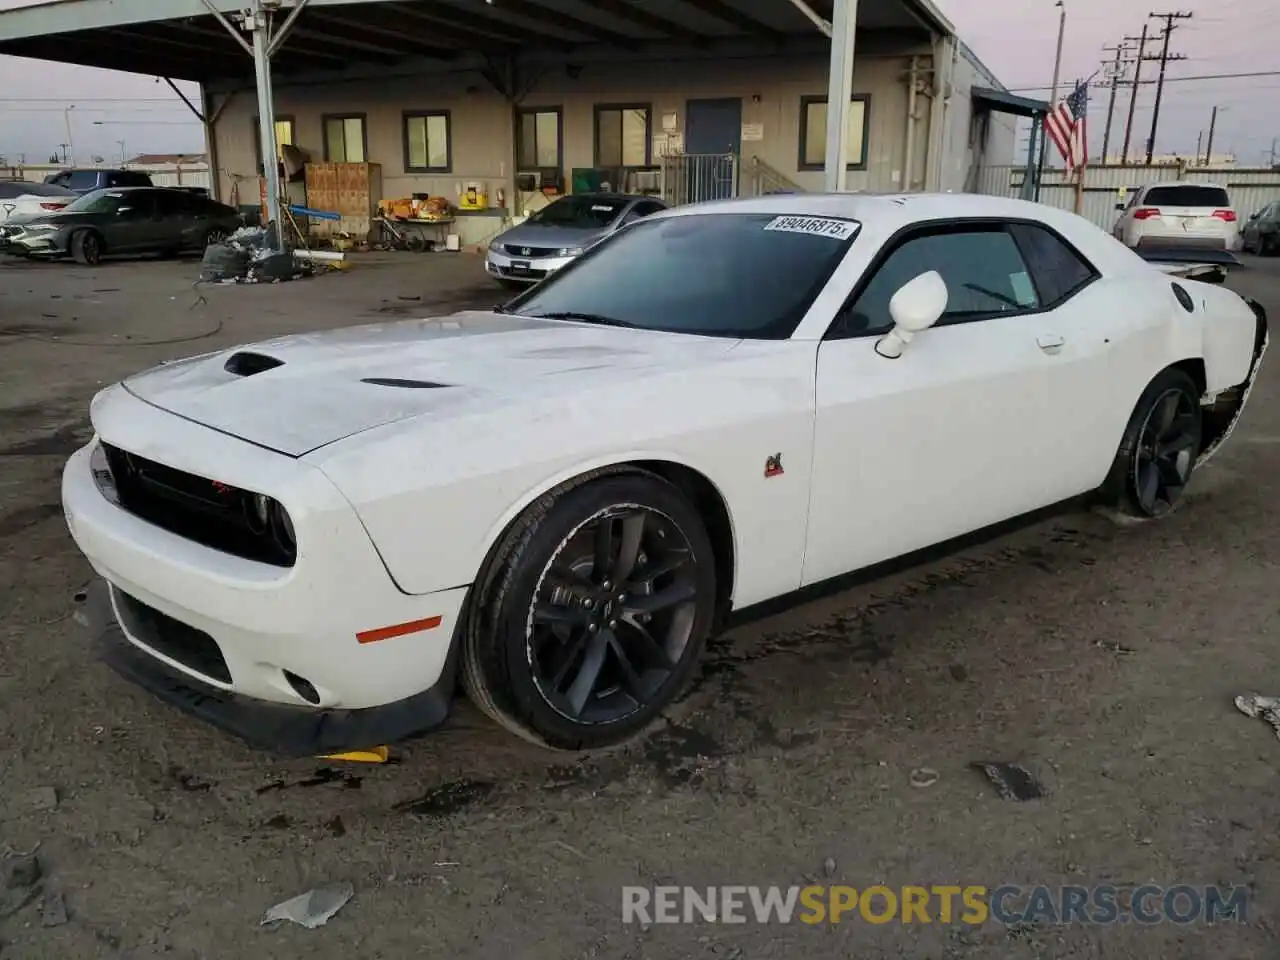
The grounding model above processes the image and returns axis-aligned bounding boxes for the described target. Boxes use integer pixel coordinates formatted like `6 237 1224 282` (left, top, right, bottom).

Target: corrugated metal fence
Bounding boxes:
974 164 1280 232
0 163 211 190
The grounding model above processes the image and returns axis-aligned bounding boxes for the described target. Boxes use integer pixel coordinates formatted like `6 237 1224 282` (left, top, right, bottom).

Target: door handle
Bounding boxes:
1037 333 1065 354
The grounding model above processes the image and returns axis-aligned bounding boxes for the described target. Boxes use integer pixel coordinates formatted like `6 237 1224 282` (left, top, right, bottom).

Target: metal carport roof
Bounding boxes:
0 0 954 83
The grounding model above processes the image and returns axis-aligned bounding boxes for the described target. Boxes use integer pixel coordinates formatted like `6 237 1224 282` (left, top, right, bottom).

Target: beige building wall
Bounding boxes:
209 51 942 209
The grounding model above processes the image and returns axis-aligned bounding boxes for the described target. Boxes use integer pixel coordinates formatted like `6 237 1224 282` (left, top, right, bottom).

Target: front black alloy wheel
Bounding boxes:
462 472 717 749
1110 368 1203 518
71 230 102 266
528 504 699 723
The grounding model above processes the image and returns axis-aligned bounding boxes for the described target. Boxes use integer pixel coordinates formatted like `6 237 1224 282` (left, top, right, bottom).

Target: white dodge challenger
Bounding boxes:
63 193 1268 756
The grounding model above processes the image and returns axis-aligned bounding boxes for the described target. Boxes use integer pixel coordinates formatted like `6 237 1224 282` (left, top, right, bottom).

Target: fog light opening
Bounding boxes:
283 670 321 705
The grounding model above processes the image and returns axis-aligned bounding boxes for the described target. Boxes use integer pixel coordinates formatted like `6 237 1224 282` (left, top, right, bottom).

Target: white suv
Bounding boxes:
1113 181 1240 252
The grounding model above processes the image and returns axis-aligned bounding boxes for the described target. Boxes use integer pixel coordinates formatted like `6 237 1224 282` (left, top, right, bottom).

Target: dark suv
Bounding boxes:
43 169 154 194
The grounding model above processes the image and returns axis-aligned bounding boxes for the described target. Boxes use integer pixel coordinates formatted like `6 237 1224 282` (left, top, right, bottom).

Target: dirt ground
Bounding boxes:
1 248 1279 960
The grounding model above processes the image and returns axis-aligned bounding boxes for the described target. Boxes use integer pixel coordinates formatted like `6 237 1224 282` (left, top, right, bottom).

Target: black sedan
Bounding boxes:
0 186 242 264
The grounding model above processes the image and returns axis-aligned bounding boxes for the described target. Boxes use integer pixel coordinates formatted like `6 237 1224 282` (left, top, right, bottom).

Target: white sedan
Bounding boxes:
0 179 76 222
63 194 1269 756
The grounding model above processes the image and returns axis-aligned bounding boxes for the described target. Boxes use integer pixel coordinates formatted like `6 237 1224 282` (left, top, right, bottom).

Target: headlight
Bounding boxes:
24 224 56 233
271 501 295 553
89 442 120 505
488 239 502 252
249 492 271 532
558 246 584 257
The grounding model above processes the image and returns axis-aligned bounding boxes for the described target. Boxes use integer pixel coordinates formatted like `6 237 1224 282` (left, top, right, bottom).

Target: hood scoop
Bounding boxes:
224 351 284 377
360 377 450 389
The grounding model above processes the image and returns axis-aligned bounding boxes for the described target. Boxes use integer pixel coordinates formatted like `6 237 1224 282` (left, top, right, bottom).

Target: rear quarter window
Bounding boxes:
1143 185 1230 208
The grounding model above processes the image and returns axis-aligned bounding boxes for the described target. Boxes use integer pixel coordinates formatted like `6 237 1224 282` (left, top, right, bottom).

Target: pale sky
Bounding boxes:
0 0 1275 166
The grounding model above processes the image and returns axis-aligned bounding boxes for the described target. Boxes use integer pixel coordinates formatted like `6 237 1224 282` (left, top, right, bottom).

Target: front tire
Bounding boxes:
70 229 102 265
462 471 717 749
1107 368 1203 518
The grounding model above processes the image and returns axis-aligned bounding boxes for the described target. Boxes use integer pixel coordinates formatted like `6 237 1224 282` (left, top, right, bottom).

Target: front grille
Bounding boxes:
505 244 558 257
101 442 296 567
113 588 231 683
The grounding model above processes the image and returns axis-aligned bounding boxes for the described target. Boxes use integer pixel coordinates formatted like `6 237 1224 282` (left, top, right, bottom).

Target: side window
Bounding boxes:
633 200 664 217
155 191 193 217
1007 223 1096 305
838 228 1038 337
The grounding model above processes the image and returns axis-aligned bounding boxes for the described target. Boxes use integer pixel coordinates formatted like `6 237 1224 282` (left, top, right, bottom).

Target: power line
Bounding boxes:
1145 11 1193 163
1005 69 1280 92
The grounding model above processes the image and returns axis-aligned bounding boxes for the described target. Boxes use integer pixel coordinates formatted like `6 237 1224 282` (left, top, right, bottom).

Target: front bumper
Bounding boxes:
0 227 65 256
62 387 470 751
76 579 461 757
484 247 575 283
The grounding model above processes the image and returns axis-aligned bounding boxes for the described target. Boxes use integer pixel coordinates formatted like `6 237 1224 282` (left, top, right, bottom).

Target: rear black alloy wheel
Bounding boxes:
462 472 717 749
1132 388 1200 516
528 504 699 724
1110 369 1203 518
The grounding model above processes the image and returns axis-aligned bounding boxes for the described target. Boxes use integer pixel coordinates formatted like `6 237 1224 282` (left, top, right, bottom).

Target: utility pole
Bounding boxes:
57 143 69 164
1120 25 1148 166
1195 130 1203 161
1145 11 1192 163
1101 42 1129 164
1203 105 1219 166
1036 0 1067 199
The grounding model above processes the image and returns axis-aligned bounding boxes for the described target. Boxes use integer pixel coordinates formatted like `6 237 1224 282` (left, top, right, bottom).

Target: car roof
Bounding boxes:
565 192 652 202
1141 180 1229 190
657 191 1091 231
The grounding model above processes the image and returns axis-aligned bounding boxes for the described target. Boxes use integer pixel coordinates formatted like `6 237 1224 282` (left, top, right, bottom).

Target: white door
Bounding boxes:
801 221 1120 587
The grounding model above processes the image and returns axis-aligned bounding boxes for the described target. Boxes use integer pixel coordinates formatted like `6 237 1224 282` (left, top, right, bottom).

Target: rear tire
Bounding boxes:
70 229 102 266
1104 368 1203 519
461 471 717 750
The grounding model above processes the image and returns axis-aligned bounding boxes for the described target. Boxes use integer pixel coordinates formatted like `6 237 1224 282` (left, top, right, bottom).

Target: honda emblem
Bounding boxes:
521 247 531 256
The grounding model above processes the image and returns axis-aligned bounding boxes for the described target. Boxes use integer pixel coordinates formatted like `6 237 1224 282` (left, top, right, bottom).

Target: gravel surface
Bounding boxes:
1 250 1278 959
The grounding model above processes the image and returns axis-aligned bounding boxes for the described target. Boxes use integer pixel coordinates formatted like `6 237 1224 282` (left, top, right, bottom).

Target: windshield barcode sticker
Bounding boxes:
763 215 860 240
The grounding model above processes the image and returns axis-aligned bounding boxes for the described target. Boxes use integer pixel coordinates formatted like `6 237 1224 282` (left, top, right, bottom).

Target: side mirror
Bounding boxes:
876 270 948 359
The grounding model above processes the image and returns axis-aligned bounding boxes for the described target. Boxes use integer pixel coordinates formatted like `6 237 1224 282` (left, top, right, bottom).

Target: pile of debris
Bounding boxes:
200 225 339 284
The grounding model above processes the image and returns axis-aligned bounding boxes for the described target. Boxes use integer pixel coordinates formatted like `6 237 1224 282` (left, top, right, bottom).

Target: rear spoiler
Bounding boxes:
1136 247 1241 282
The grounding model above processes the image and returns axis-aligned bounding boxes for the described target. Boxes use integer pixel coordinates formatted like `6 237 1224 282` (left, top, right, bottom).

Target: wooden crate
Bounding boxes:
304 162 382 241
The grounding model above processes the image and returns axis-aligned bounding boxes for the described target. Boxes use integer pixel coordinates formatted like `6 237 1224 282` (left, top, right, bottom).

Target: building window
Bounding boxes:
517 107 562 169
252 116 295 169
595 104 651 167
798 95 870 171
403 111 451 172
323 114 367 163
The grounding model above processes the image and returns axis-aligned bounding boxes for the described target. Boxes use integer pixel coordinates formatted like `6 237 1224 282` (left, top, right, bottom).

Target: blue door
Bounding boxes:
684 98 742 201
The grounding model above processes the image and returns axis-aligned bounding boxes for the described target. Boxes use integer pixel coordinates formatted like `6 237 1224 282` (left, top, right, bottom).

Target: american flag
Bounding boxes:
1046 79 1089 174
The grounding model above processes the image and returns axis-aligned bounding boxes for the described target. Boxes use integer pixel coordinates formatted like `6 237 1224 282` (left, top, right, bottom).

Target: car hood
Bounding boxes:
3 210 97 228
122 310 739 457
496 222 609 249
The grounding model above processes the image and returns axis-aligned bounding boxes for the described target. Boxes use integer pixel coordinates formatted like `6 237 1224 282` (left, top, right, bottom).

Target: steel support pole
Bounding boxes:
823 0 858 191
247 4 283 248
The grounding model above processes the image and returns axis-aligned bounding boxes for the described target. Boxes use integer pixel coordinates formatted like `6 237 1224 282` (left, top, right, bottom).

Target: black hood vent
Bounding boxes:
224 351 284 377
360 377 449 389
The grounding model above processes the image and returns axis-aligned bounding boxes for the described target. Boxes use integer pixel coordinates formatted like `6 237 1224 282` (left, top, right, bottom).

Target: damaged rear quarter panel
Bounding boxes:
1194 281 1260 392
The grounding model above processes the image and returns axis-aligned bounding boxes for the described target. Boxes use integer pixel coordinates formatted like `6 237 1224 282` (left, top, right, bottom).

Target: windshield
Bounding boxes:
529 195 628 229
505 212 861 339
64 190 128 214
1144 185 1230 208
58 171 104 191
